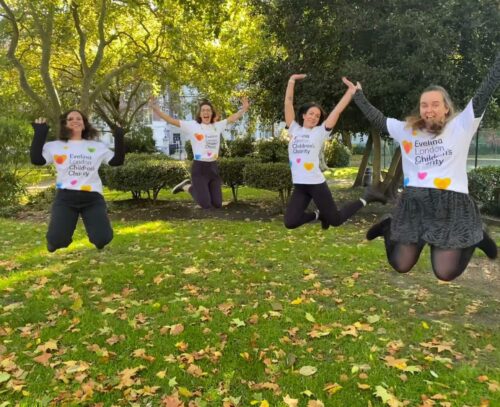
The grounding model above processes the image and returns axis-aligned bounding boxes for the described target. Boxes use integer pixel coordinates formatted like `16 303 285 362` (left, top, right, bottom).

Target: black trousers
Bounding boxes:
46 189 113 252
188 161 223 209
284 182 363 229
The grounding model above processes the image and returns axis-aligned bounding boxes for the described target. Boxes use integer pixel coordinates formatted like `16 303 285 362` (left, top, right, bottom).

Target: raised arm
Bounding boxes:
472 52 500 118
323 77 356 130
108 127 125 166
284 74 306 127
30 118 49 166
149 97 181 127
344 77 389 134
227 97 250 124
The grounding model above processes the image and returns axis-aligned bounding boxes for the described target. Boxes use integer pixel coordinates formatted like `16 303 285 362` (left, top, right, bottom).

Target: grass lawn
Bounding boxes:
0 184 499 406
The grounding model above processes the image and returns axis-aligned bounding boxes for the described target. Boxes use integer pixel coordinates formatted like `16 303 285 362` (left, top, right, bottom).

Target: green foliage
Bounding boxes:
101 154 188 200
124 127 156 153
255 137 288 163
352 144 366 155
244 161 292 208
227 135 255 157
25 186 57 211
0 172 25 209
468 166 500 215
218 157 252 202
184 140 193 160
324 139 351 167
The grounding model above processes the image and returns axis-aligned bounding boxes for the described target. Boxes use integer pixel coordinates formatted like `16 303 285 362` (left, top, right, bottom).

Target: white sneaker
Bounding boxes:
172 179 191 194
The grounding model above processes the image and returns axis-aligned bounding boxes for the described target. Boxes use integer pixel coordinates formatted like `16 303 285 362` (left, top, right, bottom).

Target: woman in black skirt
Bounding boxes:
342 53 499 281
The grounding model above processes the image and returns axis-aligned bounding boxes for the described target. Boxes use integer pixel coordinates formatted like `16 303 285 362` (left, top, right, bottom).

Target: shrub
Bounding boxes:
124 126 156 153
324 139 351 167
218 158 252 202
184 140 193 160
0 172 25 209
26 185 56 210
101 154 188 200
244 162 292 208
352 144 366 155
227 136 255 158
468 166 500 216
255 137 288 163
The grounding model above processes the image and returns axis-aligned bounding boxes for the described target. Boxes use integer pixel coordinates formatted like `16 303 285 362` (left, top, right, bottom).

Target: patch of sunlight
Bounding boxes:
0 262 66 290
117 221 175 236
331 167 358 177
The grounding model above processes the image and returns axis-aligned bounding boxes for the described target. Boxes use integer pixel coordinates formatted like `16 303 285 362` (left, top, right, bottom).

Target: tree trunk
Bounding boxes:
371 129 382 185
381 147 401 192
353 134 373 187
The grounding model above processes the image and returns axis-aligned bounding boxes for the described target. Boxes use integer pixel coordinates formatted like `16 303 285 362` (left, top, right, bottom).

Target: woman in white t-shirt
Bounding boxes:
284 74 387 230
344 51 499 281
150 98 249 209
30 110 125 252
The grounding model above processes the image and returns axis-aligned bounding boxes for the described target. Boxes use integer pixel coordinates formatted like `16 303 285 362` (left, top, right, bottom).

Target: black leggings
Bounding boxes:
284 182 363 229
383 233 476 281
188 161 223 209
46 189 113 252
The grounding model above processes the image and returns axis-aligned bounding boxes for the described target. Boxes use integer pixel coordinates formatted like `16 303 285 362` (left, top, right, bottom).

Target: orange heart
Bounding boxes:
402 140 413 154
54 154 67 164
80 185 92 192
433 178 451 190
412 129 418 136
304 162 314 171
194 133 204 141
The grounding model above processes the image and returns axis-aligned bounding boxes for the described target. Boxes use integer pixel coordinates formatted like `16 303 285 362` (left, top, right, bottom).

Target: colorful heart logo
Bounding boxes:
402 140 413 154
70 179 78 185
412 129 418 136
404 177 410 187
56 182 63 189
304 162 314 171
87 147 96 153
207 152 212 157
194 133 204 141
80 185 92 192
433 177 451 190
213 154 218 159
63 146 69 150
194 154 202 160
289 160 293 167
296 158 301 164
54 154 67 164
417 172 427 180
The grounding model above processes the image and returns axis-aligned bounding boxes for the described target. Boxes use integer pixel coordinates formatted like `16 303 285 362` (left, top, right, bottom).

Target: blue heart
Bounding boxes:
289 160 293 167
194 154 202 160
56 182 63 189
404 177 410 187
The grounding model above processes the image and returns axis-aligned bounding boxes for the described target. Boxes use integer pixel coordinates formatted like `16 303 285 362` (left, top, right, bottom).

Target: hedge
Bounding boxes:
244 162 292 208
468 166 500 216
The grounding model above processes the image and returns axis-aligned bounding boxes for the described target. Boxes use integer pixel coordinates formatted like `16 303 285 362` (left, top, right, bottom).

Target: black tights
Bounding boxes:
284 182 363 229
384 234 476 281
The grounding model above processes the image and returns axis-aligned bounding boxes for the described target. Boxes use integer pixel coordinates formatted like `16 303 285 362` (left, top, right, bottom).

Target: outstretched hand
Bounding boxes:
241 96 250 112
148 96 159 109
342 77 362 95
289 74 307 82
34 117 47 124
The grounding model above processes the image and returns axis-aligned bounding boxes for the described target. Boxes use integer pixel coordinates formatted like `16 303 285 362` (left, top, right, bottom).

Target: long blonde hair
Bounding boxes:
405 85 456 135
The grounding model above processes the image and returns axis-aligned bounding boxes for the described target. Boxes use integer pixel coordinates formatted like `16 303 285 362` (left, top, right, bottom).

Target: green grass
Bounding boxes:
0 211 498 405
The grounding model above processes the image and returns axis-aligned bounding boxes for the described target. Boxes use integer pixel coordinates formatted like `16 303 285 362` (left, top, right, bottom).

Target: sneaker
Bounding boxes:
314 209 330 230
366 215 392 240
476 229 498 259
363 185 388 205
172 179 191 194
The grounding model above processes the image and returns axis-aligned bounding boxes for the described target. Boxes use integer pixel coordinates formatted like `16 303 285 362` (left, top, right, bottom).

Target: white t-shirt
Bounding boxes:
386 101 482 194
180 120 228 161
42 140 114 195
288 121 331 184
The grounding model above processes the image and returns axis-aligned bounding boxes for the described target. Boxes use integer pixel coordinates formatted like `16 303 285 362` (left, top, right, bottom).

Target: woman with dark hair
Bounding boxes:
284 74 386 230
150 97 249 209
30 110 125 252
343 52 499 281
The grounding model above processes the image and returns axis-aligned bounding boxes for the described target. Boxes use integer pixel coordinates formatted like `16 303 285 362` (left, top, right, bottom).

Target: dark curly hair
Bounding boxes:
59 109 99 141
297 102 326 127
195 100 217 124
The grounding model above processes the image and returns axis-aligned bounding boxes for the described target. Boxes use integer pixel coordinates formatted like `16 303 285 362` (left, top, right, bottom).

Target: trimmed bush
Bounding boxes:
227 136 255 158
185 140 193 160
0 172 25 209
468 166 500 215
255 137 288 163
101 154 188 200
244 162 292 208
218 157 252 202
324 139 351 167
26 185 56 210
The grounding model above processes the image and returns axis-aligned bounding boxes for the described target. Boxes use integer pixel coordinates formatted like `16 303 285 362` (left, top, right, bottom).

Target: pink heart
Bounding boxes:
418 172 427 180
207 152 212 157
296 158 301 164
70 179 78 185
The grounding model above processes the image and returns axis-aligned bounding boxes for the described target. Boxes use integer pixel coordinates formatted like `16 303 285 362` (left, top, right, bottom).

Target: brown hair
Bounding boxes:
195 100 217 124
59 109 99 141
297 102 327 127
405 85 456 135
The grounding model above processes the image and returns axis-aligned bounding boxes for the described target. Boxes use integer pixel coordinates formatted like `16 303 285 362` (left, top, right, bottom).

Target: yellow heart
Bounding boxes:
433 178 451 190
304 162 314 171
80 185 92 192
